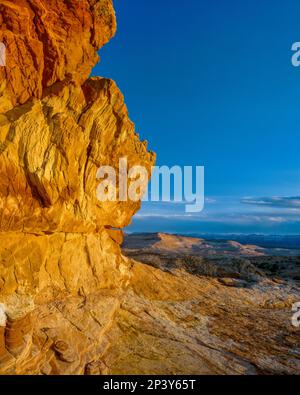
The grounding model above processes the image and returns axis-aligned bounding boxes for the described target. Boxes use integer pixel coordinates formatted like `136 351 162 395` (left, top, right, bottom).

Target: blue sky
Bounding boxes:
93 0 300 234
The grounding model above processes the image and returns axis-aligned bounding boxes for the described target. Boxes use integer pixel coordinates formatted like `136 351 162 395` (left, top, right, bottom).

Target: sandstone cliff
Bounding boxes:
0 0 156 373
0 1 299 375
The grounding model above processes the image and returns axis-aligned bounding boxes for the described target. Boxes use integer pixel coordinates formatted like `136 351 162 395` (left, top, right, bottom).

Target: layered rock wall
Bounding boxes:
0 0 155 374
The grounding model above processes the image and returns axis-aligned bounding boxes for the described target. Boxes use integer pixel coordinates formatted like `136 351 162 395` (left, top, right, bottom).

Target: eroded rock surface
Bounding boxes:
0 78 153 234
0 0 155 374
1 258 299 375
0 0 116 106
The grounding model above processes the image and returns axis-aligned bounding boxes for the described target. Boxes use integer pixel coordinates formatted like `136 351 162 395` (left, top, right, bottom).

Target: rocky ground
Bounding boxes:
2 233 299 375
123 233 300 283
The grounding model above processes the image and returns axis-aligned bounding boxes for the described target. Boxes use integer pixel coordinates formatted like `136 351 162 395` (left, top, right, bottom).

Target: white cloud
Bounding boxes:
241 196 300 209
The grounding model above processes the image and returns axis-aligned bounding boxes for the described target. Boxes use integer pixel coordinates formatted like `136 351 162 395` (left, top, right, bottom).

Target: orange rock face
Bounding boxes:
0 0 116 106
0 78 154 234
0 0 156 374
0 2 154 324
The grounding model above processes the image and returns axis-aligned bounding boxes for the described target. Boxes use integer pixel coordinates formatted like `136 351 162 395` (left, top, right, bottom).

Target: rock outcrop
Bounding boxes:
0 0 116 107
0 0 156 374
0 0 154 294
0 1 299 376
